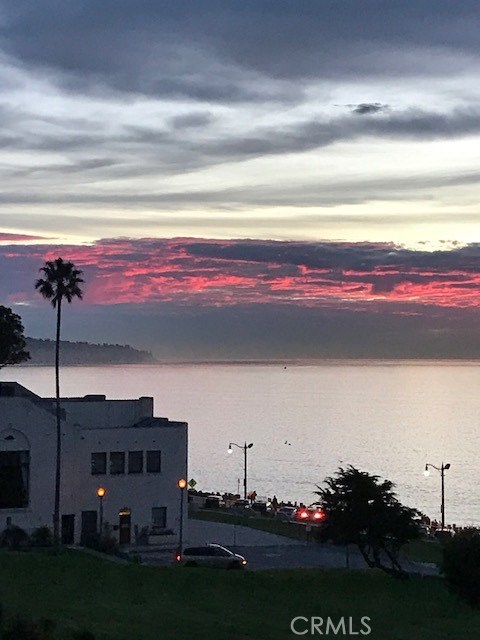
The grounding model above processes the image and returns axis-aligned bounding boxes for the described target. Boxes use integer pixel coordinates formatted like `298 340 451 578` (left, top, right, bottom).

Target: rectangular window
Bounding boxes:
152 507 167 528
146 450 161 473
128 450 143 474
91 452 106 475
110 452 125 475
0 450 30 508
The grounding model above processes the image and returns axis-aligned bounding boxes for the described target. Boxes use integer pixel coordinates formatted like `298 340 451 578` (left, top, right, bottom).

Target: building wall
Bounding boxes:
63 422 187 542
0 389 187 545
59 396 154 429
0 397 57 532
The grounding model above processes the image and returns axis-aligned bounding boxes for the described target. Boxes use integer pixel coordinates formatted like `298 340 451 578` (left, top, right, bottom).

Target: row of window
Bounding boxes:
91 450 161 476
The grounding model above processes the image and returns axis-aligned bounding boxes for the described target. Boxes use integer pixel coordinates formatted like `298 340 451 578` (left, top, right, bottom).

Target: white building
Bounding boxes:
0 382 187 546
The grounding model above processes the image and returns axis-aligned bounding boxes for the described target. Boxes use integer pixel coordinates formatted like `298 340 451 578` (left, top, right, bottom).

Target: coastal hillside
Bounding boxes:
24 338 157 365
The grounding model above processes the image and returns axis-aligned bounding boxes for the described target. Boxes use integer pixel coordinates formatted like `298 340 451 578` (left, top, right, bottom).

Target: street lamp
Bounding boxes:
424 462 451 530
96 487 106 535
228 442 253 499
177 478 187 557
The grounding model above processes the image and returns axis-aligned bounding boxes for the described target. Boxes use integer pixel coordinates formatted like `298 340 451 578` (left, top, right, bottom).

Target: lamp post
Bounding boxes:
424 462 451 530
96 487 106 535
227 442 253 499
177 478 187 556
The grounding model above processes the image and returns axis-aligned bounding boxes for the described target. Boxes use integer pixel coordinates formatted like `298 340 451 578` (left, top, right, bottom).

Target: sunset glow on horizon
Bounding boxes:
3 237 480 314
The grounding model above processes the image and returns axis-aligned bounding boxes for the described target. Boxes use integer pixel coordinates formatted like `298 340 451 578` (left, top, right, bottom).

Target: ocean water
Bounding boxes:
2 362 480 526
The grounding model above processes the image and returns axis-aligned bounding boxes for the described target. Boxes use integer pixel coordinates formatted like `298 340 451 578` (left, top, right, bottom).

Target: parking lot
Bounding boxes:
137 519 439 575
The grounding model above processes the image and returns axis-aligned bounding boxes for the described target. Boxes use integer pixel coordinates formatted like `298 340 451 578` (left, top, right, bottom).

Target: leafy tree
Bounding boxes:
35 258 84 543
0 306 30 368
315 466 420 578
443 530 480 607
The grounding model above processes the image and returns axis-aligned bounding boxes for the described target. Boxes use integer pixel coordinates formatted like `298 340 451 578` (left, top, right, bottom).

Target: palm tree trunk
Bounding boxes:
53 299 62 545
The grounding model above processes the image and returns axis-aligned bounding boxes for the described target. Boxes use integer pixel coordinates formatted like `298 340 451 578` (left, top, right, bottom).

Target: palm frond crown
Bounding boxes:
35 257 84 307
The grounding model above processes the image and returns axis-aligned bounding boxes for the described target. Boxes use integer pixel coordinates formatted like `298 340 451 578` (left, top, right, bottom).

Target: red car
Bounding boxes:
293 506 327 524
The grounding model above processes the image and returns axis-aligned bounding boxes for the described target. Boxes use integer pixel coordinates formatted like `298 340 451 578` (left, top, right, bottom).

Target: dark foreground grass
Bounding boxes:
0 549 478 640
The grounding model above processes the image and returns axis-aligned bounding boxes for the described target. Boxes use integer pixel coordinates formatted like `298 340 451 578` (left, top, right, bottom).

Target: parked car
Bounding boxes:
204 495 224 509
231 499 251 511
251 500 272 515
275 506 297 522
293 506 327 524
176 544 248 569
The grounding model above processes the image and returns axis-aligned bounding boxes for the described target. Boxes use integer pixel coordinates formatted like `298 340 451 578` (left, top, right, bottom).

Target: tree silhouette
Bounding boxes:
316 466 420 578
35 258 84 543
0 306 30 368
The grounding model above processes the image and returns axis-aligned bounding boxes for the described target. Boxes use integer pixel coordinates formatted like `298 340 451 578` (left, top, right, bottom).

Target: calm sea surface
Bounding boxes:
2 362 480 526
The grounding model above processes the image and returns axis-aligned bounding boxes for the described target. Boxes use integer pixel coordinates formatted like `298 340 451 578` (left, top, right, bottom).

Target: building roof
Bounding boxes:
131 417 187 429
0 382 59 417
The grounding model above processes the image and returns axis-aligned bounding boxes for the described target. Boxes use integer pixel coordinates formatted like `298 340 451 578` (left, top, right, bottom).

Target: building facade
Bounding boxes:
0 382 188 545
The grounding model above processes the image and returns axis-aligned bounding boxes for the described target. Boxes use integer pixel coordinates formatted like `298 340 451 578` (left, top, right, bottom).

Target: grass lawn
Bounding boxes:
1 549 479 640
190 508 302 539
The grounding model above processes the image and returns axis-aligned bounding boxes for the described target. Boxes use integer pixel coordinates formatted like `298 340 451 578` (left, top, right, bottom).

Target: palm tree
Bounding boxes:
35 258 84 543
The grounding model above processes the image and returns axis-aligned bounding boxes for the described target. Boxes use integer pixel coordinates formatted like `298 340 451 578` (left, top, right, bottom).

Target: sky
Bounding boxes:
1 1 480 359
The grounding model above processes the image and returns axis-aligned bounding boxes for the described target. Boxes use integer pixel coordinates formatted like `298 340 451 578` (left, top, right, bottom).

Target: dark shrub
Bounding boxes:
71 631 96 640
0 526 29 550
30 526 53 547
443 531 480 606
84 532 119 555
2 614 55 640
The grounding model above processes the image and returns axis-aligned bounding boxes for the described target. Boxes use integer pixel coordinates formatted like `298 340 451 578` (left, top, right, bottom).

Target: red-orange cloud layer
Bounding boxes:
2 238 480 311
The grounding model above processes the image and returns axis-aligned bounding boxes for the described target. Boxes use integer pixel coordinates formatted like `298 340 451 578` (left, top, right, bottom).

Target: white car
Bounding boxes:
275 506 296 522
176 544 248 569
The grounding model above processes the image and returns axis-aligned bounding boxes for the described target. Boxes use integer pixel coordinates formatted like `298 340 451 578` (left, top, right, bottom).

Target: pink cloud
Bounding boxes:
0 232 54 243
2 237 480 312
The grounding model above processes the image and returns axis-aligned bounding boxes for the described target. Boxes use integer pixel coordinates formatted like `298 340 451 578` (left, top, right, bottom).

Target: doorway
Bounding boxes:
61 514 75 544
80 510 98 544
119 508 131 545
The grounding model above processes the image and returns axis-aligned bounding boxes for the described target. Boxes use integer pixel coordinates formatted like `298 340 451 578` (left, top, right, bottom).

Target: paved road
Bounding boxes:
138 519 439 576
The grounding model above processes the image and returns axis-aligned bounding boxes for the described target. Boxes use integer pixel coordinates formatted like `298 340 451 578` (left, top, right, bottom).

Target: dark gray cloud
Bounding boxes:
352 103 388 115
168 112 215 130
203 108 480 161
183 239 480 273
2 1 480 99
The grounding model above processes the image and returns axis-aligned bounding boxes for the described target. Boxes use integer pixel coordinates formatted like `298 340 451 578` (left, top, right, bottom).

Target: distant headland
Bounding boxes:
22 338 157 366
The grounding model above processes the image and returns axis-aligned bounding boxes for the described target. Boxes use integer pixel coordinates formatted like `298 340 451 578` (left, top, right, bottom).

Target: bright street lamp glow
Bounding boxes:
423 469 430 477
227 447 233 454
177 478 187 489
96 487 106 498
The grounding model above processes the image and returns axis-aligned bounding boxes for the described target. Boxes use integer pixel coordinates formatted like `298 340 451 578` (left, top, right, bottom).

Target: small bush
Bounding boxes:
30 526 53 547
2 614 55 640
130 553 142 564
83 532 119 555
0 526 29 550
71 631 96 640
443 531 480 606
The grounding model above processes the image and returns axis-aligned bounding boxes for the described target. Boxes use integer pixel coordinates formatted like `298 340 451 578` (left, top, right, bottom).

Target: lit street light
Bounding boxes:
177 478 187 557
228 442 253 499
424 462 451 530
96 487 106 535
